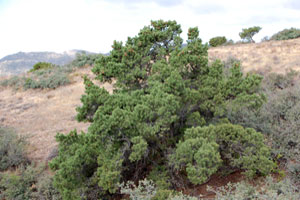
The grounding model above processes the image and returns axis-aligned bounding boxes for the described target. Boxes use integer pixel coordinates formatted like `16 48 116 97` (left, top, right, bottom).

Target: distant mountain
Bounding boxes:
0 50 93 76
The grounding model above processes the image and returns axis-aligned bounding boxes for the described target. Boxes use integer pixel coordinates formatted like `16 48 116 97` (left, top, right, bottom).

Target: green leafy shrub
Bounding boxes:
270 28 300 41
208 176 300 199
50 20 272 199
172 134 222 184
172 124 275 184
239 26 262 43
209 36 227 47
29 62 54 72
147 166 174 200
0 126 29 171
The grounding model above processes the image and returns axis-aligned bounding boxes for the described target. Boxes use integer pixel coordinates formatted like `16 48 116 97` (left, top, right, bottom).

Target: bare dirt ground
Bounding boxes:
1 38 300 163
0 67 113 161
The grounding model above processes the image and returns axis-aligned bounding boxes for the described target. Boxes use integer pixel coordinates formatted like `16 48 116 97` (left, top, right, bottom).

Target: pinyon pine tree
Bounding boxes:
239 26 262 43
50 20 275 199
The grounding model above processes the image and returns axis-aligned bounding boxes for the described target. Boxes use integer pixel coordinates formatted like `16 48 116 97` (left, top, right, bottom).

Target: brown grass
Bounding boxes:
209 38 300 74
0 67 113 161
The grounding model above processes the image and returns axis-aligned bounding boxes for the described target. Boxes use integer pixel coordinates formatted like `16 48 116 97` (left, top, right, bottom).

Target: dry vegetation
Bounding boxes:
0 67 113 161
209 38 300 74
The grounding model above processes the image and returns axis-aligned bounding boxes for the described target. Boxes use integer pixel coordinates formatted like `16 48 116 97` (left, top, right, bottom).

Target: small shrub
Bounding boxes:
270 28 300 41
1 66 72 90
0 126 29 171
208 176 300 199
0 164 61 200
120 179 197 200
35 174 62 200
209 36 227 47
120 179 157 200
29 62 54 72
172 135 222 184
287 162 300 184
0 76 26 89
171 124 275 184
0 164 44 200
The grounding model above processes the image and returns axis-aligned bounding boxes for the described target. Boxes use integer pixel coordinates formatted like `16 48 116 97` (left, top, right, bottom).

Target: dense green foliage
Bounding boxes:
0 127 28 170
172 124 275 184
270 27 300 41
209 36 227 47
239 26 262 43
50 20 274 199
29 62 54 72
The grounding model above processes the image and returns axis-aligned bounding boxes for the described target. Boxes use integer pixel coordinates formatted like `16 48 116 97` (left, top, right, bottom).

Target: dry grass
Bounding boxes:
0 67 113 161
209 38 300 74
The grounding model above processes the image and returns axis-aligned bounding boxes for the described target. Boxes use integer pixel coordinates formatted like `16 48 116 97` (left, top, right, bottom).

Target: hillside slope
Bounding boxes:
1 38 300 162
209 38 300 73
0 67 113 161
0 50 93 76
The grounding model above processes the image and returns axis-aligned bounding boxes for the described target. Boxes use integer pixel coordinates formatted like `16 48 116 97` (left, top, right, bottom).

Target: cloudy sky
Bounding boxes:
0 0 300 59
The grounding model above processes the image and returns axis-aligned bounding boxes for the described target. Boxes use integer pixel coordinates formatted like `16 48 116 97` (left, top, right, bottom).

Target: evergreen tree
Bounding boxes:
50 20 274 199
239 26 262 43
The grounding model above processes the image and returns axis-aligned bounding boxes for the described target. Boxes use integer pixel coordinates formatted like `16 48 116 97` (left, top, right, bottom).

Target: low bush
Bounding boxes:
120 179 197 200
0 126 29 171
228 71 300 160
29 62 54 72
0 126 61 199
35 173 62 200
0 164 44 200
287 162 300 185
0 66 72 90
208 176 300 199
270 28 300 41
0 164 62 200
171 123 275 184
209 36 227 47
0 76 26 89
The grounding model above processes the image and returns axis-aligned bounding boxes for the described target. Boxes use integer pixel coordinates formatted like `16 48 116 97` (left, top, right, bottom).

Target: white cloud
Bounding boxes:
0 0 300 59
